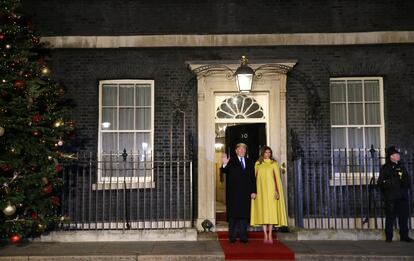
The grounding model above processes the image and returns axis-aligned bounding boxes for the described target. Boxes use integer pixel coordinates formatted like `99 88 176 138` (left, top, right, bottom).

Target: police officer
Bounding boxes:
377 146 412 242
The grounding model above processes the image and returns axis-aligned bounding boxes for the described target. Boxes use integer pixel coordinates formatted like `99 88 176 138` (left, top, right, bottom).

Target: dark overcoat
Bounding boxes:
221 156 256 219
377 161 410 201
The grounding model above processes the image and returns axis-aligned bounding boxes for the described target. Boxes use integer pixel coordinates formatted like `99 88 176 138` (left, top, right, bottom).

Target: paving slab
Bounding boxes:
0 241 224 261
1 237 414 261
285 240 414 260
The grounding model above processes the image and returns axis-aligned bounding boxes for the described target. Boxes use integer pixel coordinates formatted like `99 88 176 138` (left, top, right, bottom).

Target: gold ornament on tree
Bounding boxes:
38 223 45 230
40 66 50 76
0 126 5 136
3 202 16 216
53 119 64 128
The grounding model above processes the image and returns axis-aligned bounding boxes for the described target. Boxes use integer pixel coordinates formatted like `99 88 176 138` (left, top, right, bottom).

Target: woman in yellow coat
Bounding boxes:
250 146 288 244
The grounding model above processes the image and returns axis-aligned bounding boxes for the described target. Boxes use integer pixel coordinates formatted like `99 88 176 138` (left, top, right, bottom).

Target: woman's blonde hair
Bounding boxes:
257 146 275 164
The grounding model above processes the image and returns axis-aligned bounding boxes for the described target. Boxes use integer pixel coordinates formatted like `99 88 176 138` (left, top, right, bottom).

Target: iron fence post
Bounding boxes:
294 158 304 227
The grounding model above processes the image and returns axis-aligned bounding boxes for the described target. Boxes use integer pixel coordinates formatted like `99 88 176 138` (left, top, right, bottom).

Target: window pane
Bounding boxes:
332 128 346 149
348 103 363 124
136 132 151 154
364 80 380 101
331 104 346 125
102 108 117 130
226 97 239 114
330 80 346 102
136 85 151 106
365 103 381 125
102 84 117 106
136 108 151 130
135 133 152 177
348 127 363 149
347 80 363 102
365 127 380 149
119 85 134 106
119 132 134 153
102 133 117 153
119 108 134 130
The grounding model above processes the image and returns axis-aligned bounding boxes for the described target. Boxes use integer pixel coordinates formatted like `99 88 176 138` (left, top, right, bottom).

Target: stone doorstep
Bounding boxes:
34 228 414 242
212 224 414 241
37 229 414 242
279 229 414 241
2 254 414 261
294 255 414 261
138 255 223 261
35 229 198 242
0 255 224 261
3 254 414 261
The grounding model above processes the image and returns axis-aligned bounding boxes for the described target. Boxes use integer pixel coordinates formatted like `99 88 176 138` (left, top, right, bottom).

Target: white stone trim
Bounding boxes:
41 31 414 48
37 227 197 242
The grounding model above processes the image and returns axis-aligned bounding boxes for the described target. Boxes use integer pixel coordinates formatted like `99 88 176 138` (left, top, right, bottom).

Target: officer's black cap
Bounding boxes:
386 146 400 158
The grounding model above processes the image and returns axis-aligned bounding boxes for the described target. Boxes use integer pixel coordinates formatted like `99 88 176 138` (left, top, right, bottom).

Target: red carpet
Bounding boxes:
217 231 295 260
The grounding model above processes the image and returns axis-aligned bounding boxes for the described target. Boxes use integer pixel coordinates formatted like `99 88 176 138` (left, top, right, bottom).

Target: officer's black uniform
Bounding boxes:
377 147 411 242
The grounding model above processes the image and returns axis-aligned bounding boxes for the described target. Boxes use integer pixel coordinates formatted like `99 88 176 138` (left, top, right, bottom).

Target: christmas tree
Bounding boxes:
0 0 75 243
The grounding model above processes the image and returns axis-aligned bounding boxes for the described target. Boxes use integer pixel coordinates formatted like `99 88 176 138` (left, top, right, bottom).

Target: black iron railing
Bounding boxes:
59 151 193 230
293 146 414 229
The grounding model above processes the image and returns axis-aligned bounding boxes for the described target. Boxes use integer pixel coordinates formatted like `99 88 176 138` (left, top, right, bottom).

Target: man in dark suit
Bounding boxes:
221 143 256 244
377 146 412 242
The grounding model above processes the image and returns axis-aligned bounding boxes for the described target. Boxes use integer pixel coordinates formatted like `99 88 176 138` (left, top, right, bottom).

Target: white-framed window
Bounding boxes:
97 80 154 186
330 77 385 185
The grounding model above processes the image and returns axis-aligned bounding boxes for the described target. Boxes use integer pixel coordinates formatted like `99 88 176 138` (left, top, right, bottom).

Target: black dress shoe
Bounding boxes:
385 239 392 242
229 240 236 244
240 239 248 244
401 237 413 242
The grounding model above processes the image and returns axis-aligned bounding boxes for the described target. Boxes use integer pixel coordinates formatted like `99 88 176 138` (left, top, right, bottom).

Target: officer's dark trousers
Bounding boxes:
228 218 248 242
385 199 409 240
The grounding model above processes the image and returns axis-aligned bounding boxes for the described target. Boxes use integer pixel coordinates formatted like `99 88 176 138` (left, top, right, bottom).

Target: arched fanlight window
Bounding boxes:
216 95 265 119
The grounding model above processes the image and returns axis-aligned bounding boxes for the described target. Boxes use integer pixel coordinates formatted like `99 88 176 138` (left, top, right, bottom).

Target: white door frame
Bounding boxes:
188 59 297 231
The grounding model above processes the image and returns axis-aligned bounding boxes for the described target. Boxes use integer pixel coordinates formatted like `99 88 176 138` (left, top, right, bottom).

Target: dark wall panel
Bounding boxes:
21 0 414 36
49 45 414 155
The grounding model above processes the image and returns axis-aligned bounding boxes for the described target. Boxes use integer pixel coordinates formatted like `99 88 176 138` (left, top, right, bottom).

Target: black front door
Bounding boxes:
225 123 266 163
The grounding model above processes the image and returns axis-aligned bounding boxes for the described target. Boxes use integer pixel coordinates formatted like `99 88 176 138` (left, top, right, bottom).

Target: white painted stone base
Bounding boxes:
0 255 223 261
278 229 414 241
36 229 197 242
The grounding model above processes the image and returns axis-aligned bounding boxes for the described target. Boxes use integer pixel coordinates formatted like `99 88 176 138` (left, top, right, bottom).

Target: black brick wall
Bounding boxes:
51 45 414 154
21 0 414 36
48 45 414 219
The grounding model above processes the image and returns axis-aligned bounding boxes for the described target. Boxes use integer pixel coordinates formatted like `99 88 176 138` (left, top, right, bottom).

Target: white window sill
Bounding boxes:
92 181 155 190
329 172 379 186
